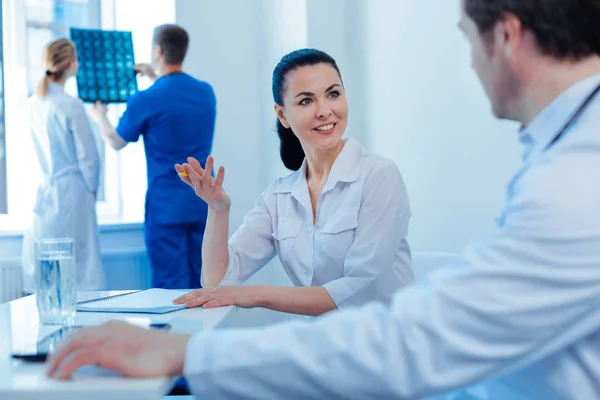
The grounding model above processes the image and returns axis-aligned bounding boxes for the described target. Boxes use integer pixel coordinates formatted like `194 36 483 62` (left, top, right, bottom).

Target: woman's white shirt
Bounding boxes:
210 137 414 307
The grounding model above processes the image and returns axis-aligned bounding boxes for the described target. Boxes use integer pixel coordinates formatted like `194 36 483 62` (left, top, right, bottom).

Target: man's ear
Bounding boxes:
155 43 163 57
494 13 523 59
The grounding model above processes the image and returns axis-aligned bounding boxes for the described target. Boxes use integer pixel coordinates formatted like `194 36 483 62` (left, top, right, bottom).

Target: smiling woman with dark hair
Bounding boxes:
174 48 414 316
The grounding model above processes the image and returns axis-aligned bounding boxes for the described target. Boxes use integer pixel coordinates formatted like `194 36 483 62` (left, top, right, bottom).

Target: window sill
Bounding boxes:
0 221 144 238
98 221 144 233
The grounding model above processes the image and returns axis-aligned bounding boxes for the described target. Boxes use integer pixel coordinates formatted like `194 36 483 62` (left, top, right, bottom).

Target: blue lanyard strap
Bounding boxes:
546 82 600 150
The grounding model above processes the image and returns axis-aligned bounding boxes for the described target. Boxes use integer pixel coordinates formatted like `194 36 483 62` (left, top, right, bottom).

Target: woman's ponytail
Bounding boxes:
276 119 305 171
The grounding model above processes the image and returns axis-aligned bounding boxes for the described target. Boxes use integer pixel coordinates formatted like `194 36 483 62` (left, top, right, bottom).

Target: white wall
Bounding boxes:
259 0 308 184
175 0 522 255
305 0 369 145
363 1 521 253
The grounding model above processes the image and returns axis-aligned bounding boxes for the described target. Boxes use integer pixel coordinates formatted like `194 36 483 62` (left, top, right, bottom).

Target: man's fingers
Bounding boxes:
55 348 98 380
48 326 107 379
46 329 98 377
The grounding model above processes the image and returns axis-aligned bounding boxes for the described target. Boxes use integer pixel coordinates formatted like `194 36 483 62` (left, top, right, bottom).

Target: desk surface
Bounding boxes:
0 291 235 400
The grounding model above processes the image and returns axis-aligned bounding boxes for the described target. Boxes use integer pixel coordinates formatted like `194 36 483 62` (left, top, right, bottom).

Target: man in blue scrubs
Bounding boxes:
92 24 216 289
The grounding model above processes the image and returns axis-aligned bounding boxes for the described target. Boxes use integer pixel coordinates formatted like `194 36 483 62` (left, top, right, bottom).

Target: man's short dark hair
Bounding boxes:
152 24 189 65
465 0 600 60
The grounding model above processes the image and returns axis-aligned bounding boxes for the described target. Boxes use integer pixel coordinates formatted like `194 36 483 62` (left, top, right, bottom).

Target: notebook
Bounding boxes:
77 289 188 314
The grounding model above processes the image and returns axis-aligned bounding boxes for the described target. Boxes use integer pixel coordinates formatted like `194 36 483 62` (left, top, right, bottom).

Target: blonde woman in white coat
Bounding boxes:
22 38 104 293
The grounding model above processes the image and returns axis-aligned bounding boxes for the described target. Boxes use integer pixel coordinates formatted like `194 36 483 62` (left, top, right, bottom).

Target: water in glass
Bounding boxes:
35 239 76 325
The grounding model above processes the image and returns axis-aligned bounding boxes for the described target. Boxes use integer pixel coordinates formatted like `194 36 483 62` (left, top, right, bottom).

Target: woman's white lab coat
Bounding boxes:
21 82 105 293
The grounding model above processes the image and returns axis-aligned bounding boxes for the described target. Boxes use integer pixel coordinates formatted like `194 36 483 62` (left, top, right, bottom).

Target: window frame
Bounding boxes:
0 0 172 229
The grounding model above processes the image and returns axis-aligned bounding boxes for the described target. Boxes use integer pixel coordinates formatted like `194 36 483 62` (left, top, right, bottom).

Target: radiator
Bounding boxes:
0 260 22 304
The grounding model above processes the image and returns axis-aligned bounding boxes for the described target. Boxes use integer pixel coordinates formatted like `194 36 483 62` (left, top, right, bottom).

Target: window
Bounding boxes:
25 0 102 95
0 0 174 230
1 0 105 230
25 0 109 202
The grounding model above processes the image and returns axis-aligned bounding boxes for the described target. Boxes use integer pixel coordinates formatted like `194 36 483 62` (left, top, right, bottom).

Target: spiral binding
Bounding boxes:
77 290 141 305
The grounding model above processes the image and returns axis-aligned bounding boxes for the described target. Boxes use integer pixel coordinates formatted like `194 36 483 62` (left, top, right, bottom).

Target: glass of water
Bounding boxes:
34 238 77 325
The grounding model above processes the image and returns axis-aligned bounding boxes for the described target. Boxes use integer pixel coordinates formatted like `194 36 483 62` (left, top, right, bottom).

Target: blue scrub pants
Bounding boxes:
144 220 206 289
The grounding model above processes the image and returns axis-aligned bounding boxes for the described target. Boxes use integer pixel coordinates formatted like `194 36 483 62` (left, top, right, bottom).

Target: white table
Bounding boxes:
0 291 240 400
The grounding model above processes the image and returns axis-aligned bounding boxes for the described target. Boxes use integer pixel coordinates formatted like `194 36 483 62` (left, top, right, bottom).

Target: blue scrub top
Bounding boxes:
116 72 216 225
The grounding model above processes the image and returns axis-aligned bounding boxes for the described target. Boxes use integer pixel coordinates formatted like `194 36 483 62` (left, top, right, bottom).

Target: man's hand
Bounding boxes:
90 101 108 123
46 320 191 380
90 101 127 150
134 63 158 82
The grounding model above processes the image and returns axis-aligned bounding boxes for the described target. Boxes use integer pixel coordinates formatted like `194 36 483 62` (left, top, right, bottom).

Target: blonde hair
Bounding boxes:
36 38 76 98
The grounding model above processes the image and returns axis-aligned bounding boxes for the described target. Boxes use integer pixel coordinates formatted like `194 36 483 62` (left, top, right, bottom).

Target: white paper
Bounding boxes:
79 289 188 311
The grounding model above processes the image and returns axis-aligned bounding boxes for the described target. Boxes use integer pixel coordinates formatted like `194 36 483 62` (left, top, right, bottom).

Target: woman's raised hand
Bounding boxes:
175 156 231 211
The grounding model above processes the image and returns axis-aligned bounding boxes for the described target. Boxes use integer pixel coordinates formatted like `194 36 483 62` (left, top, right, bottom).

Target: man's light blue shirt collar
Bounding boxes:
519 73 600 161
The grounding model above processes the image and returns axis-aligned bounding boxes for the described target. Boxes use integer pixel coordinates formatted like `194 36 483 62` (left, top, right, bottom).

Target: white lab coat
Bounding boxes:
182 75 600 399
21 82 105 293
